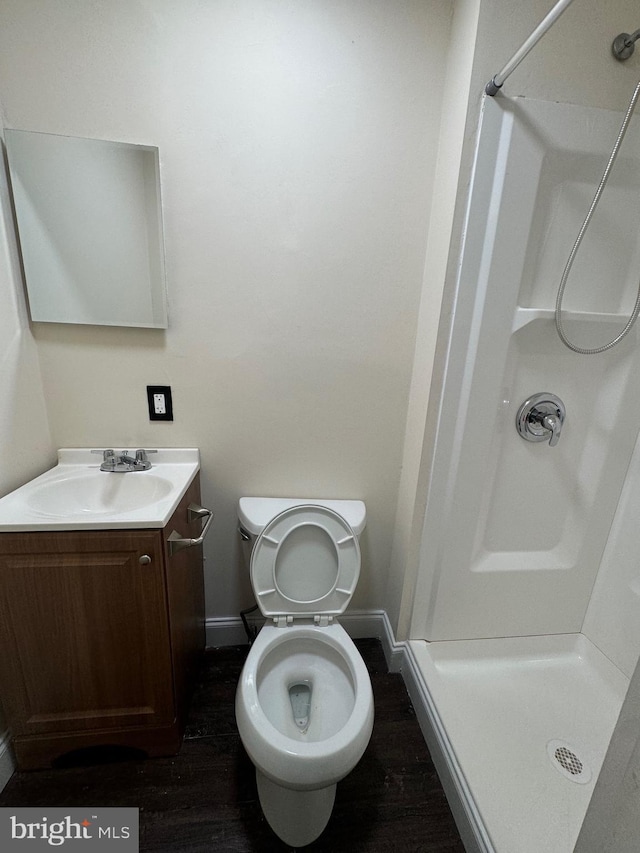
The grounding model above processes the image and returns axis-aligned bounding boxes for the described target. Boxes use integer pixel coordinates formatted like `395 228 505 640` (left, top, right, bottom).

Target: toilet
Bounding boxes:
235 497 374 847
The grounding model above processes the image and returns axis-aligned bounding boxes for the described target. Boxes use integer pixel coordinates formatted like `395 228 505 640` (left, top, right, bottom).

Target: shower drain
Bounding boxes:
546 740 592 784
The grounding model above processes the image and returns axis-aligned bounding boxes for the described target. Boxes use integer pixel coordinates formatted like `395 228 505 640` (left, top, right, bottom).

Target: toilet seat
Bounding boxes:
250 505 360 623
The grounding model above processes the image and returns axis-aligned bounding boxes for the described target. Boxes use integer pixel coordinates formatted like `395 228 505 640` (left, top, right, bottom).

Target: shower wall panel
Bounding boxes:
583 431 640 678
412 96 640 641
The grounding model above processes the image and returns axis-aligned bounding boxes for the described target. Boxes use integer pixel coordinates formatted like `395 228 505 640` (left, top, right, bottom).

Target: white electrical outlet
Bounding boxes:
147 385 173 421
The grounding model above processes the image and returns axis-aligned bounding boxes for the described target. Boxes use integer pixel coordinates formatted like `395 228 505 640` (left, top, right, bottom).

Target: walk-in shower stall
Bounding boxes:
404 91 640 852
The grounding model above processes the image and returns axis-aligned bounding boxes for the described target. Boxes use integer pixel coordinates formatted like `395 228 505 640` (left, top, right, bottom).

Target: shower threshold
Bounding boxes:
407 633 628 853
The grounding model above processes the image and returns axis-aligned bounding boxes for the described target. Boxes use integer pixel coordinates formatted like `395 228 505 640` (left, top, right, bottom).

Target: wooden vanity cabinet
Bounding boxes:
0 475 206 770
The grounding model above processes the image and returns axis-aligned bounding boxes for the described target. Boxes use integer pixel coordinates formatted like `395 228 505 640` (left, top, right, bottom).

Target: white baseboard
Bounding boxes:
205 608 400 650
205 615 255 647
0 730 16 793
399 643 493 853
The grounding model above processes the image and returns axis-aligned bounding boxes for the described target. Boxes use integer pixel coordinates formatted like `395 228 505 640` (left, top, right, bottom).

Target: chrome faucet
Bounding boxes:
516 394 566 447
91 448 157 472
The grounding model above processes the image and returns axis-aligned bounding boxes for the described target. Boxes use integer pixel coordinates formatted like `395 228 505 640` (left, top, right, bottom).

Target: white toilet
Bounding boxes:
235 497 374 847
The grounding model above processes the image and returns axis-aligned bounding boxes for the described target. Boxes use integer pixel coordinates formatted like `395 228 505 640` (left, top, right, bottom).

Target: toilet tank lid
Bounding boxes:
238 497 366 536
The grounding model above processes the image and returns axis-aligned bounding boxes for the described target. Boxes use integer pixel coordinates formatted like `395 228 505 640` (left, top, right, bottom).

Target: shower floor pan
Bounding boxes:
408 633 628 853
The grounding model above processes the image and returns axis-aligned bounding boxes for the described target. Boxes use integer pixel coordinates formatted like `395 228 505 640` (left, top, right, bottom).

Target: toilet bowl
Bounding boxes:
235 499 374 847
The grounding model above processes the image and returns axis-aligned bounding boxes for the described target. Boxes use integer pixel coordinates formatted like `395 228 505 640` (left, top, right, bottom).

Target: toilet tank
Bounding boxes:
237 497 367 570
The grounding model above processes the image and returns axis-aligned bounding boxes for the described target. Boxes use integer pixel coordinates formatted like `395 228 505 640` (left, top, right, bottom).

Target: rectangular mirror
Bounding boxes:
5 129 168 328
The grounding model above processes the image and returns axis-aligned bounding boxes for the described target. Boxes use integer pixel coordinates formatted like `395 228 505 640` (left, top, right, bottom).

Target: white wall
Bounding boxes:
0 111 55 742
575 652 640 852
0 0 453 622
583 434 640 678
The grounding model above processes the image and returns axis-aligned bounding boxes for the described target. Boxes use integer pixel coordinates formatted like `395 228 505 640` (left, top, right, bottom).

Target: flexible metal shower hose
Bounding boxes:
555 79 640 354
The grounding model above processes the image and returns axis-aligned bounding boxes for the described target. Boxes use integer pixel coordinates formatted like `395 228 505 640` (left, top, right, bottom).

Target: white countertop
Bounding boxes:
0 448 200 531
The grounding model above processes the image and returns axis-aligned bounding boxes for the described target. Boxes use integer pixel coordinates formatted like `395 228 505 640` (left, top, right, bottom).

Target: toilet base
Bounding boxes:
256 769 336 847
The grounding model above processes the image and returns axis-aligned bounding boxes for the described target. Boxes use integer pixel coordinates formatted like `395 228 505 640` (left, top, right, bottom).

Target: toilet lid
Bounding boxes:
250 505 360 619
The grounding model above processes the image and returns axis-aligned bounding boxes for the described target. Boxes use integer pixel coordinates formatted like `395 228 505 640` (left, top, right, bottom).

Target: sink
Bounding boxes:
0 448 200 531
26 470 174 517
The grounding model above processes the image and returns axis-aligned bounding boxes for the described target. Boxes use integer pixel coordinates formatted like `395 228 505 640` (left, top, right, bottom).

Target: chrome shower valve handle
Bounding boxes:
516 394 566 447
540 413 561 447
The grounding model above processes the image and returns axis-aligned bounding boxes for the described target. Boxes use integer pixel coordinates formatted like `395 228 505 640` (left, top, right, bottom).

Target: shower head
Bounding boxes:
612 28 640 61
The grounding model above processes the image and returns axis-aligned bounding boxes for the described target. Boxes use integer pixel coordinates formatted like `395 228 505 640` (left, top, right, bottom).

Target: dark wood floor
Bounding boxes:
0 639 465 852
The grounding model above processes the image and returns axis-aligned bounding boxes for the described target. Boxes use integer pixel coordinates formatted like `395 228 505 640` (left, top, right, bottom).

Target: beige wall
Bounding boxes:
387 0 481 637
5 0 638 635
478 0 640 111
0 115 55 734
0 130 54 496
0 0 453 620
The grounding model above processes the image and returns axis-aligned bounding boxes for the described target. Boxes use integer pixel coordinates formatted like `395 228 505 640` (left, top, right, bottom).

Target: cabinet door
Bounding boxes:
0 530 174 737
163 476 206 726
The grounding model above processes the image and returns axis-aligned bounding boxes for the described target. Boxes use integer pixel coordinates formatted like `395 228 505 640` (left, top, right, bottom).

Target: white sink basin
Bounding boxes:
26 470 174 517
0 448 200 531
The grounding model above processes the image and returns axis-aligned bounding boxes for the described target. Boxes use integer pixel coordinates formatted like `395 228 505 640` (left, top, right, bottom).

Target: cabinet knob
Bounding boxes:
139 554 152 565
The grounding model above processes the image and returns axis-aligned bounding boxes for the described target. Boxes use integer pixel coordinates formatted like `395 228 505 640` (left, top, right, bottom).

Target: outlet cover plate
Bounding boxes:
147 385 173 421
